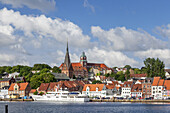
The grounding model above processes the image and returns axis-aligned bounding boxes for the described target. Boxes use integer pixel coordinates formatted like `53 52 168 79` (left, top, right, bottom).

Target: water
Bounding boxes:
0 101 170 113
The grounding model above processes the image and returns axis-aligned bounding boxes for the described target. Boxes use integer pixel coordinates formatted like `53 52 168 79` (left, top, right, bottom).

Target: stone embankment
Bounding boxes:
0 98 34 101
90 99 170 103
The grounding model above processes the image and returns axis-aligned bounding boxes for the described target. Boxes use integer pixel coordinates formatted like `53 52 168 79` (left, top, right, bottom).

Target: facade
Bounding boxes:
163 80 170 99
121 81 133 98
0 77 15 89
131 84 142 98
142 79 152 98
152 77 164 99
82 84 106 97
8 82 31 97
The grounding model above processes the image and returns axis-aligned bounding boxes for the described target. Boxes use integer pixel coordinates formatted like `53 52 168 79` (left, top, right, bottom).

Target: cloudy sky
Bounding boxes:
0 0 170 68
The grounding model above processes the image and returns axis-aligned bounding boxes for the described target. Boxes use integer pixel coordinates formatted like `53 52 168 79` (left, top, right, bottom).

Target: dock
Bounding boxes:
0 98 34 101
90 99 170 103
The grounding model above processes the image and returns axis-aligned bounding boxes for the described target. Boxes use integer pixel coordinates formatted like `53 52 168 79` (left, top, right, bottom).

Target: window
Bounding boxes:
96 87 98 92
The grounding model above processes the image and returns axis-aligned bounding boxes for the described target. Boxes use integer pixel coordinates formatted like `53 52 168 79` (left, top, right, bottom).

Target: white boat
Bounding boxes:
32 91 89 102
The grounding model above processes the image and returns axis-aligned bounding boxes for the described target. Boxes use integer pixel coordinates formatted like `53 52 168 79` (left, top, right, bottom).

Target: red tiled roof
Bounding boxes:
39 83 50 91
8 82 29 91
30 89 37 93
158 79 164 86
106 85 115 89
152 77 161 86
164 80 170 90
131 84 142 92
123 81 133 87
71 63 82 67
82 84 105 91
48 82 58 91
130 74 147 78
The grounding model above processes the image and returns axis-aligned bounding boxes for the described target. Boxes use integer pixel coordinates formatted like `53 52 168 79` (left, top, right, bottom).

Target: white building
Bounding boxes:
82 84 106 97
121 81 133 98
152 77 164 99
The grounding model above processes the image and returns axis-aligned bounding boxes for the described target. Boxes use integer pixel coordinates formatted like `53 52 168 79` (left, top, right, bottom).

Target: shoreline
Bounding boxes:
90 99 170 103
0 98 34 101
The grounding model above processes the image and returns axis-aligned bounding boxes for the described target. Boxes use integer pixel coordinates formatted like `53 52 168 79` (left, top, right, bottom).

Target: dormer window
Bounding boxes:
86 86 89 92
96 87 98 92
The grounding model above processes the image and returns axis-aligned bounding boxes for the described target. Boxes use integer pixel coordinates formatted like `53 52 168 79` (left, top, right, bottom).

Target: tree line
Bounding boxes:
0 64 61 89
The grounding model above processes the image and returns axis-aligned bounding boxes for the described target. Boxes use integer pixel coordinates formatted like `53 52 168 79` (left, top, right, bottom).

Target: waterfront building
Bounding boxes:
0 77 15 89
142 78 152 98
121 81 133 98
82 84 107 97
163 80 170 99
38 83 50 94
131 84 142 98
8 82 31 97
152 77 164 99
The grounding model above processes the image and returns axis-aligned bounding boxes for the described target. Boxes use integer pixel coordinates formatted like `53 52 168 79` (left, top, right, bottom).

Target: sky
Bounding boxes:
1 0 170 68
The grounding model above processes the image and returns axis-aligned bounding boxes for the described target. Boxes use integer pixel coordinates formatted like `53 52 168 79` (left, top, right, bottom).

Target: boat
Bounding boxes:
32 90 89 102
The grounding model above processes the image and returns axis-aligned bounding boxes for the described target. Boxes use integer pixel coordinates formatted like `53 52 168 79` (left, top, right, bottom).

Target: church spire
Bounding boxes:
64 39 71 69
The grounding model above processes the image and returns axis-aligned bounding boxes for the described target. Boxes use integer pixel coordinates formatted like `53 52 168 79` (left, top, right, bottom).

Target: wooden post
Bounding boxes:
5 104 8 113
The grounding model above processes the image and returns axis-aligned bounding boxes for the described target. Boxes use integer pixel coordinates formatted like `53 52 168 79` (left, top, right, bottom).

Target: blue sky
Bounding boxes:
0 0 170 68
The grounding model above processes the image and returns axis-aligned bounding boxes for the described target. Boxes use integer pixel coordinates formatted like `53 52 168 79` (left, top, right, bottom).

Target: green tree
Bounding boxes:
125 69 130 80
134 68 141 74
30 69 56 89
124 65 131 70
144 58 165 78
32 64 51 70
52 66 61 73
33 91 38 95
116 71 125 81
92 80 102 84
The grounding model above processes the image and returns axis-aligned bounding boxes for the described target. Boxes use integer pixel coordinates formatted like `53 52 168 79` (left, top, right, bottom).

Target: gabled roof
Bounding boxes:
130 74 147 78
164 80 170 90
131 84 142 92
8 82 29 91
30 89 37 93
39 83 50 91
152 77 161 86
158 79 164 86
47 82 58 91
82 84 105 91
122 81 133 87
106 85 115 89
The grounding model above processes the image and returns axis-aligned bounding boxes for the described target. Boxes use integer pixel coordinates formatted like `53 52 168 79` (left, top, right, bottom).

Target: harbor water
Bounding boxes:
0 101 170 113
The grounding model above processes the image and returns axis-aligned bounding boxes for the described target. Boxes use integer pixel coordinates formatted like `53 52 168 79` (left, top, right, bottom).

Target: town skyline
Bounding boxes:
1 1 170 68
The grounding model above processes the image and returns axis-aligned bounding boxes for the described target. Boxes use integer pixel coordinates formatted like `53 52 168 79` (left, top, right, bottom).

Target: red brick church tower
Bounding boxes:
61 41 73 78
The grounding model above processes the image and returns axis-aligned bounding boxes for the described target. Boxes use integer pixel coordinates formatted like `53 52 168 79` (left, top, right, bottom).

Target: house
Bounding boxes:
0 77 15 89
8 72 20 78
106 84 115 95
82 84 106 97
163 80 170 99
38 83 50 94
8 82 31 97
0 86 9 99
142 78 152 98
121 81 133 98
152 77 164 99
15 77 26 83
131 83 142 98
130 74 147 79
165 69 170 79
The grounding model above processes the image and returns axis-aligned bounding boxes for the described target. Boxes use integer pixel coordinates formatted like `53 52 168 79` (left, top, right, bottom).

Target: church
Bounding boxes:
59 41 111 78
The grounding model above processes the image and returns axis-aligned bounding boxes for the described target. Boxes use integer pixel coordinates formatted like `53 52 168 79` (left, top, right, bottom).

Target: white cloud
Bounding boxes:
91 26 167 51
0 0 56 12
86 47 139 67
83 0 95 13
134 49 170 67
156 24 170 39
